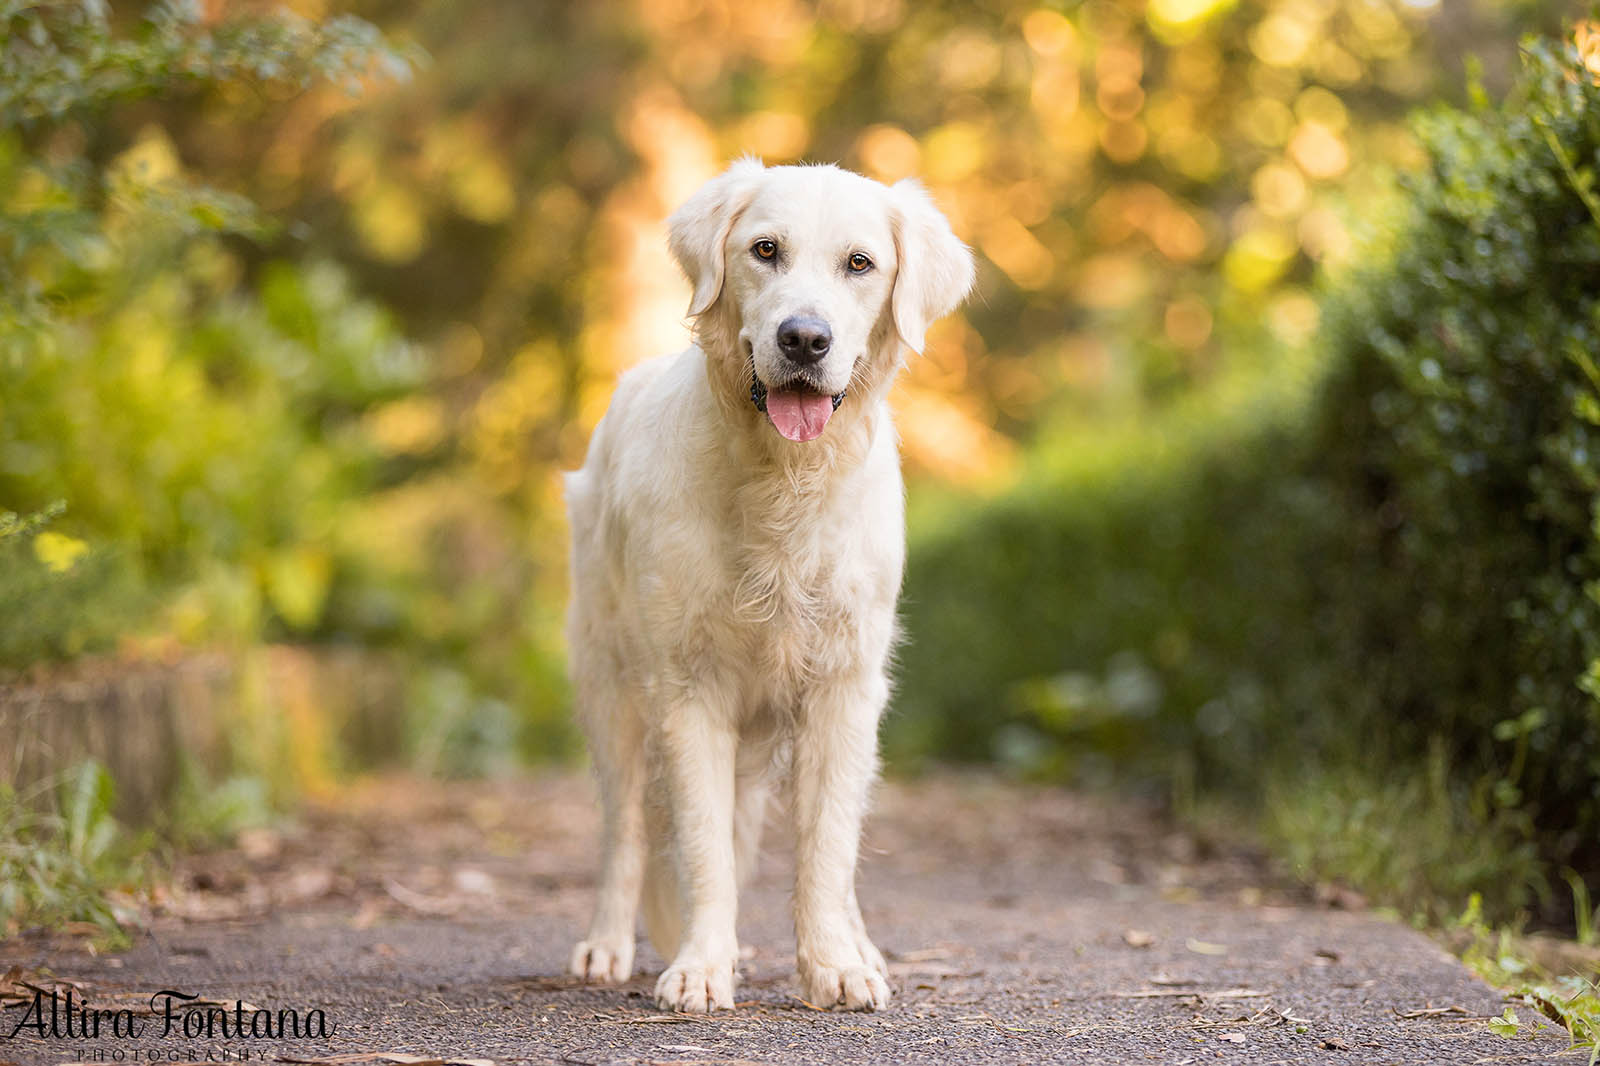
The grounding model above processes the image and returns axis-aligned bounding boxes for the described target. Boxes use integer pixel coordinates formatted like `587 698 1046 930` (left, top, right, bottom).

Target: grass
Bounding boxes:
1454 894 1600 1063
1241 747 1598 1059
0 760 147 946
1259 744 1546 925
0 755 300 947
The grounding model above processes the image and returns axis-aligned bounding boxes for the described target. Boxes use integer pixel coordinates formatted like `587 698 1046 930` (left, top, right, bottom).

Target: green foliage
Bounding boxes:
0 503 141 663
0 3 579 772
892 344 1329 782
167 762 275 847
895 34 1600 926
1 0 410 127
0 760 144 943
1303 33 1600 910
1455 895 1600 1062
1489 1006 1521 1039
0 3 422 666
0 758 278 942
0 234 424 662
1261 746 1544 921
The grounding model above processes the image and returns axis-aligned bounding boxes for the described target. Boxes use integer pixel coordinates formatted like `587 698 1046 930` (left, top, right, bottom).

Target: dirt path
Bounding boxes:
0 773 1575 1065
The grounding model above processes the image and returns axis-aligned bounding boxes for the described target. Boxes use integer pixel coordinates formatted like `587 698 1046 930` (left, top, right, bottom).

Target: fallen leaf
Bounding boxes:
894 947 953 962
1218 1033 1246 1043
1393 1004 1472 1020
1319 1037 1351 1051
1186 938 1228 956
237 827 283 861
351 900 384 930
280 868 335 902
1123 929 1156 948
887 961 975 978
383 879 459 915
599 1013 696 1024
1114 988 1269 1000
1265 1006 1315 1026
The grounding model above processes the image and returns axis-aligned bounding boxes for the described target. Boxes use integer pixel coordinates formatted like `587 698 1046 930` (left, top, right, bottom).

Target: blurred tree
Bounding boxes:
1 0 1575 776
144 0 1557 493
0 0 416 660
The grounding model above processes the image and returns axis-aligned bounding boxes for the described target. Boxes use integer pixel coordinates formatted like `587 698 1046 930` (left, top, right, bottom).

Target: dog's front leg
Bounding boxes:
791 673 891 1011
653 698 741 1012
569 700 645 984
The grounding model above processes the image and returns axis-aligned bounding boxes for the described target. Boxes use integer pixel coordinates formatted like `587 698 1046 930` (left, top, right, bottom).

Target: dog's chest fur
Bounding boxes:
722 472 865 689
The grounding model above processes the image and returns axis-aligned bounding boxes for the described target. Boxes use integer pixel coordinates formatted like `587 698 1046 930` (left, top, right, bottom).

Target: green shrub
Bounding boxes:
0 503 144 663
892 352 1332 790
894 32 1600 925
1304 33 1600 910
0 3 417 665
0 3 575 776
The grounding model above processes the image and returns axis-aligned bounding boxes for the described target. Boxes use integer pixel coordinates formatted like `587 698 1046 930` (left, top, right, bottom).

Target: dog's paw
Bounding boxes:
800 961 891 1011
655 955 737 1012
569 936 634 983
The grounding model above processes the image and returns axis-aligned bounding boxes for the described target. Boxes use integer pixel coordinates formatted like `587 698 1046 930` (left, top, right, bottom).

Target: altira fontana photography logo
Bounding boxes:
5 987 336 1042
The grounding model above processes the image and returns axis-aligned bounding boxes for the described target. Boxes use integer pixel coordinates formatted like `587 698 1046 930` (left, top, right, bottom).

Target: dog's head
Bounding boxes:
669 159 974 443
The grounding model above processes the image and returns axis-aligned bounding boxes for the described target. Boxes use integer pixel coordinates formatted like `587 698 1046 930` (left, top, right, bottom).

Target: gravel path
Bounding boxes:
0 772 1576 1065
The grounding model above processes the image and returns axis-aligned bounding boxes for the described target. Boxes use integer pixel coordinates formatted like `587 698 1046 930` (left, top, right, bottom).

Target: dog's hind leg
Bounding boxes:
731 760 774 969
644 733 770 974
733 727 781 891
640 774 682 964
569 660 647 984
733 775 771 892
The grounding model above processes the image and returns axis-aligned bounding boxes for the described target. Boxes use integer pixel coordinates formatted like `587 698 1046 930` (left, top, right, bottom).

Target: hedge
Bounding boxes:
892 33 1600 925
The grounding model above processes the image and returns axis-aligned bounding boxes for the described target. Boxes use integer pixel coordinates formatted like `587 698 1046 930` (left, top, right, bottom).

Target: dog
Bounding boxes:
564 158 974 1013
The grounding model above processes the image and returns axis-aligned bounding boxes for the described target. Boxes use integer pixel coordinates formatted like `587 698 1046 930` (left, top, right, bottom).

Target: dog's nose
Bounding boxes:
776 315 832 364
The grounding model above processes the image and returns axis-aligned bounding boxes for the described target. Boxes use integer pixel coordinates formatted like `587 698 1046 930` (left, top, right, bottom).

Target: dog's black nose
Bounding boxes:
776 315 832 364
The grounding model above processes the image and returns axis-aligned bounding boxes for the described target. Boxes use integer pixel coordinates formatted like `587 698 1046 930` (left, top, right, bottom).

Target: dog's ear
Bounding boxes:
888 179 975 355
668 158 766 317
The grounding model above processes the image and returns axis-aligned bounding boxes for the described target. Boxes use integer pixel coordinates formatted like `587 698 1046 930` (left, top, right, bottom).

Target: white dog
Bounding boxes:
564 159 973 1013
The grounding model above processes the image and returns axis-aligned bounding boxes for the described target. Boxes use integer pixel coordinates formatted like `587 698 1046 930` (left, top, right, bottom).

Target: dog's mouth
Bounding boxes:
751 371 845 443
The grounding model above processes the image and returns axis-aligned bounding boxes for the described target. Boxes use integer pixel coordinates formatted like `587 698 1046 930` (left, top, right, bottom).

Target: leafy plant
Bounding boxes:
0 2 421 667
0 761 145 944
1456 895 1600 1063
896 28 1600 928
1 0 411 127
1304 30 1600 918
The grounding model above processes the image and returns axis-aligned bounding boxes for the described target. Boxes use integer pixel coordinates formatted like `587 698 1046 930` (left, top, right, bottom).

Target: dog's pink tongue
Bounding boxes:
766 388 834 442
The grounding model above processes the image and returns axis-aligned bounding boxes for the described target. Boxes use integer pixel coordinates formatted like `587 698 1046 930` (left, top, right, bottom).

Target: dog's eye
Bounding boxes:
752 239 779 262
847 252 874 274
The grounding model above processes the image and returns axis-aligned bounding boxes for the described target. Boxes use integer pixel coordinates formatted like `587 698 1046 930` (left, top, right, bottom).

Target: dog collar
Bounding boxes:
750 371 844 413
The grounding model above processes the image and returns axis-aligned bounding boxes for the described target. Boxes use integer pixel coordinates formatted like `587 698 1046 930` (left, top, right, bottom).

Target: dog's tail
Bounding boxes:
640 775 771 962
